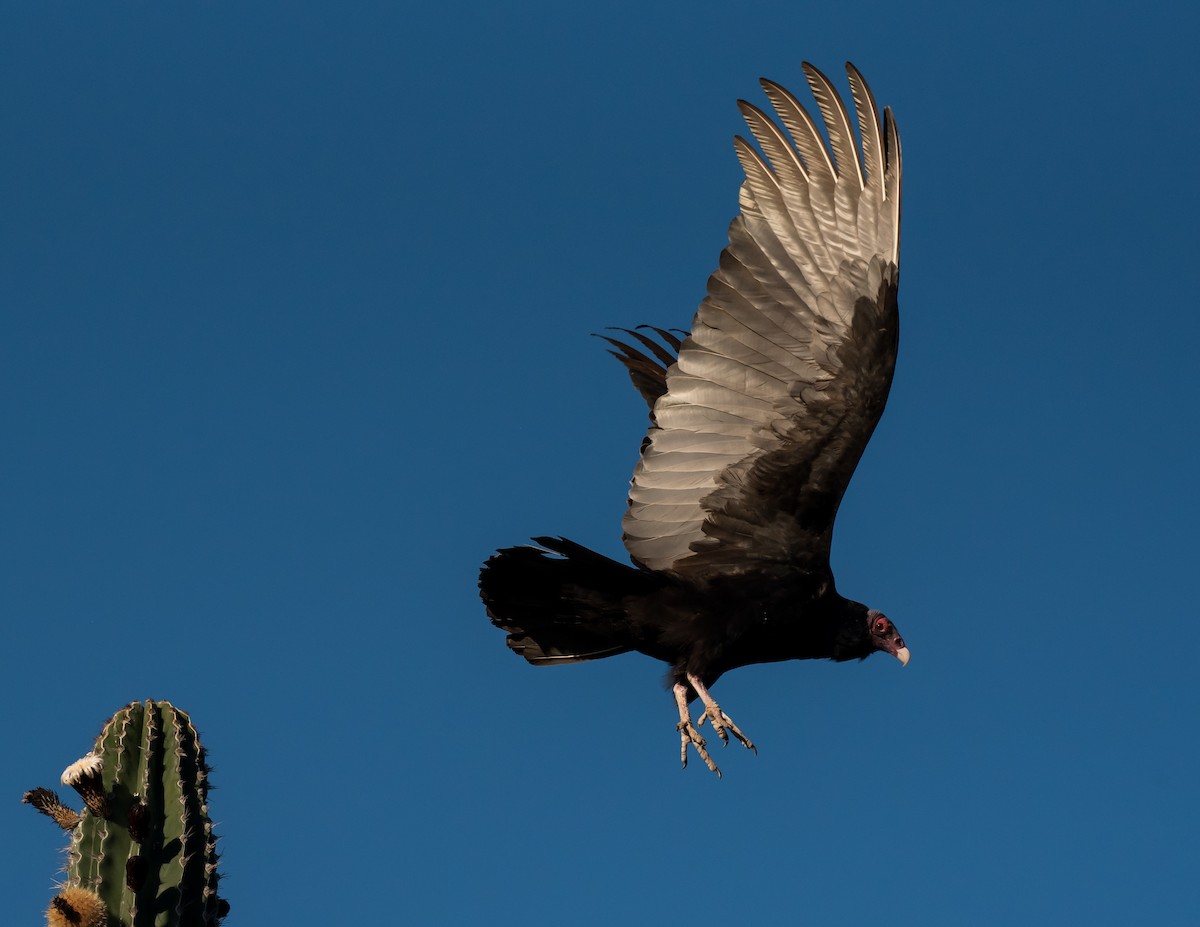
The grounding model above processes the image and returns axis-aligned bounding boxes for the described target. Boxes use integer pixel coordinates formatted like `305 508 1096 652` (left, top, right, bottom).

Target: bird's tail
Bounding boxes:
480 536 654 665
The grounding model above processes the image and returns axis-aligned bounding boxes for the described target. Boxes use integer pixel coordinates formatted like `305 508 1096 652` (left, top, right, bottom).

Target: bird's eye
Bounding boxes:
873 617 889 634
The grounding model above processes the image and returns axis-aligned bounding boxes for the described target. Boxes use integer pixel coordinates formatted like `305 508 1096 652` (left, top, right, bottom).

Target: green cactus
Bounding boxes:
24 700 228 927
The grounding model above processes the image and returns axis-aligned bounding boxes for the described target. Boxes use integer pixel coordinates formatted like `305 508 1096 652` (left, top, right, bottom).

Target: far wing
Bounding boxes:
622 63 902 577
597 326 684 414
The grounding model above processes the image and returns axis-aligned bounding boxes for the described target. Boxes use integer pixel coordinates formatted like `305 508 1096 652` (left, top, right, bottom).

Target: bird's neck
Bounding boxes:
730 588 858 664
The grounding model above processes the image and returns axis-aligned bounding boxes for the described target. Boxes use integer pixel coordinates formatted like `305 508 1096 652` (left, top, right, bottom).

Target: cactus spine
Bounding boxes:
24 700 228 926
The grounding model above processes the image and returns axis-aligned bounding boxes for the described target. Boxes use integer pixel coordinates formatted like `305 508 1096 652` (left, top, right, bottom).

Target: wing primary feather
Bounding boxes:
884 107 902 264
736 100 809 188
640 325 685 352
732 134 783 202
801 61 864 189
845 63 885 191
597 335 653 368
615 326 680 368
758 77 836 183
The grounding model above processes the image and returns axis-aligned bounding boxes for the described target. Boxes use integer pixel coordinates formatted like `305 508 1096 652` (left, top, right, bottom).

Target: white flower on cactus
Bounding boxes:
60 754 103 785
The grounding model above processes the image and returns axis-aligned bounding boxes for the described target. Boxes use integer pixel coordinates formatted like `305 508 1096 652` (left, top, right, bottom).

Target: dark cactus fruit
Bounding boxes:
24 700 228 926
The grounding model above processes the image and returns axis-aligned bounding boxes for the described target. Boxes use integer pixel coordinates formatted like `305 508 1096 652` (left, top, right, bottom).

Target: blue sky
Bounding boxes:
4 2 1198 924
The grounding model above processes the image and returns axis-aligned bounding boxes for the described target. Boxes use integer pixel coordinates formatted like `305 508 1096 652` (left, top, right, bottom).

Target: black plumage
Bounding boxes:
480 63 909 775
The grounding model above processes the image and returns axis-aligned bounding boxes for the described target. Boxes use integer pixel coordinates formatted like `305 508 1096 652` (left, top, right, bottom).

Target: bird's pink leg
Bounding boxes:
673 682 721 777
688 674 757 754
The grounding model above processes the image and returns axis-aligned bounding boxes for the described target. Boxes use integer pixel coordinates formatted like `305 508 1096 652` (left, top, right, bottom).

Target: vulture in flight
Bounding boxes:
480 62 908 776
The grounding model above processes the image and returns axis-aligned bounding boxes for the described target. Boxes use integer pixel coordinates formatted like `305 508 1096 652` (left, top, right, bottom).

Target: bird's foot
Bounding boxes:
677 719 721 777
696 702 757 754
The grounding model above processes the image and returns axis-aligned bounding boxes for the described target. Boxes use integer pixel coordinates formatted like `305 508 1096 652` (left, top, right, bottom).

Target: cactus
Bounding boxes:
24 700 228 926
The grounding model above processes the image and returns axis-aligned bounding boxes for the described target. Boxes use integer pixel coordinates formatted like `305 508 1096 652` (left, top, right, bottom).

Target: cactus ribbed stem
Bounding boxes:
25 700 227 927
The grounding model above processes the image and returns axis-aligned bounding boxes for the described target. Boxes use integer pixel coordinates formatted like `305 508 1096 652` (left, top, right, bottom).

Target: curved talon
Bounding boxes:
677 720 721 776
696 706 744 746
688 675 756 756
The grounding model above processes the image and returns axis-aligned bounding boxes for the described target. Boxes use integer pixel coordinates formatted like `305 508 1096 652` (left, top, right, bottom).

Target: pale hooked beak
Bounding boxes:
894 646 911 666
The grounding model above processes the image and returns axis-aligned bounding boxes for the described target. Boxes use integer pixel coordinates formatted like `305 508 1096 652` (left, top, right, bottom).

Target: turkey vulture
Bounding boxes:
480 62 908 776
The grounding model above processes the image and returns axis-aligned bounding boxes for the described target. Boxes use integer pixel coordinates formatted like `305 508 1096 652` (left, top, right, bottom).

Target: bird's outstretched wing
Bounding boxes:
622 63 902 578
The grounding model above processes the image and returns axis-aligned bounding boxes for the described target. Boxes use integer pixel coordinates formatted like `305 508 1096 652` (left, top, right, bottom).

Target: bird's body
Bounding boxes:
480 63 910 775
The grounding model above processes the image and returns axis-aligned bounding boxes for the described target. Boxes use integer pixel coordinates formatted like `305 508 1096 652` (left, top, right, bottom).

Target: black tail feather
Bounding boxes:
480 537 656 665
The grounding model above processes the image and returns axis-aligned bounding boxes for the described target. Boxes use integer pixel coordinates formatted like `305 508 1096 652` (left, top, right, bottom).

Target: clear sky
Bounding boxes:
4 2 1198 924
